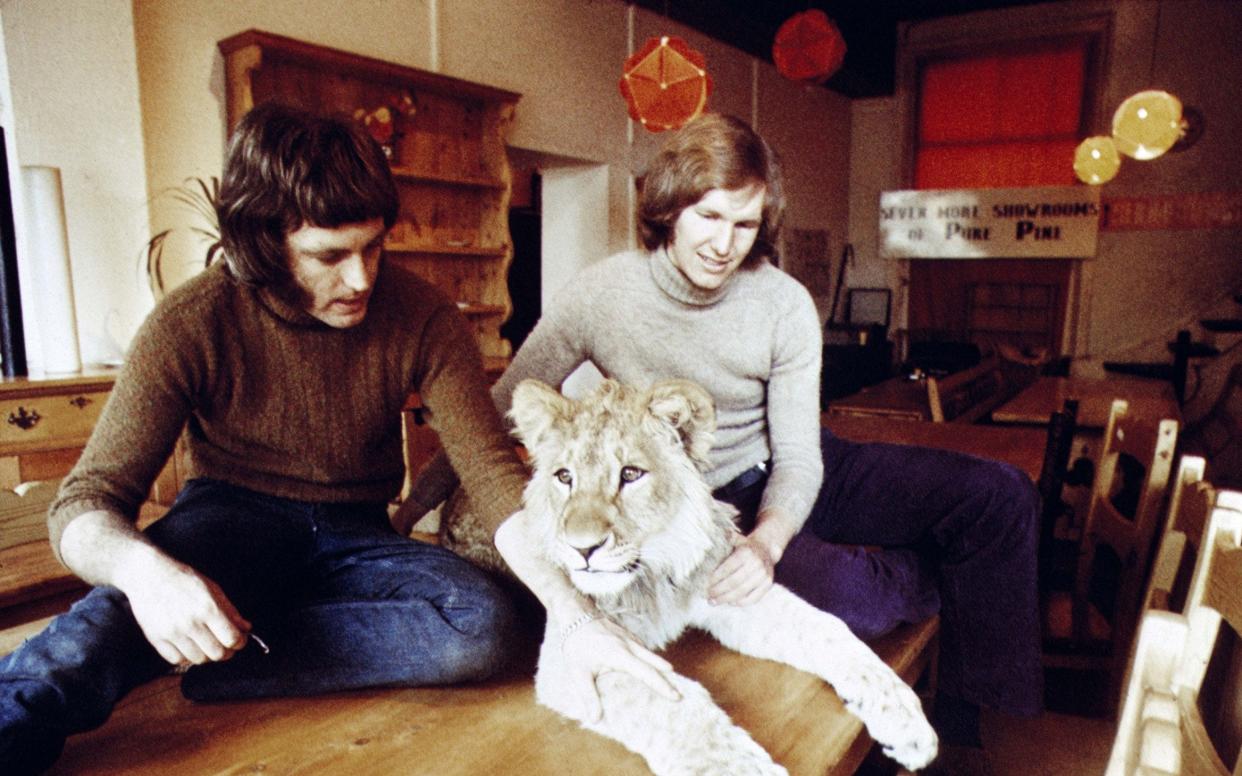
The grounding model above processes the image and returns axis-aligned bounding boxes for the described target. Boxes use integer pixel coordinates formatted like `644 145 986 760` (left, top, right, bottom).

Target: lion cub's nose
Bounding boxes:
575 541 605 564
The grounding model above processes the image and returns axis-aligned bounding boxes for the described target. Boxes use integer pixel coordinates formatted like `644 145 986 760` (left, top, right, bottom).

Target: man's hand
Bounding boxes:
558 615 680 722
120 555 251 667
707 531 776 606
59 509 250 667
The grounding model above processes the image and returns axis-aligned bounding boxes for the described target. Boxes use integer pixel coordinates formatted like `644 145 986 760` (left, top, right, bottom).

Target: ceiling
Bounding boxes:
629 0 1048 98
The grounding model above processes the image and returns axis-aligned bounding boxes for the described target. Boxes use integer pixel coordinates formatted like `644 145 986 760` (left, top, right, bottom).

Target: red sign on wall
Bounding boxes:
1101 192 1242 231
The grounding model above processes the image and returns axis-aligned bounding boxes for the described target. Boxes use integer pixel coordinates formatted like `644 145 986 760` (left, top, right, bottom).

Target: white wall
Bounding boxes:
540 165 611 305
0 0 854 367
2 0 150 369
847 98 902 293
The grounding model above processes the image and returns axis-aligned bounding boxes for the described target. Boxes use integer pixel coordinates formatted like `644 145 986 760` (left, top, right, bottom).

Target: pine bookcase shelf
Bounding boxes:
218 29 521 363
391 167 507 190
384 242 509 258
459 304 507 317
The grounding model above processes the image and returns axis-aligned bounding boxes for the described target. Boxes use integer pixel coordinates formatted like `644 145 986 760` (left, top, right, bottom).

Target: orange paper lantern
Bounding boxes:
772 9 847 83
619 35 713 132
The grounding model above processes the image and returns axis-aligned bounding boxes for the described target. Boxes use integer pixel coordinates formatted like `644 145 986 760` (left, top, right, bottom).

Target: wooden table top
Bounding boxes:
44 617 938 776
990 376 1182 428
823 414 1047 482
825 375 930 421
0 366 120 397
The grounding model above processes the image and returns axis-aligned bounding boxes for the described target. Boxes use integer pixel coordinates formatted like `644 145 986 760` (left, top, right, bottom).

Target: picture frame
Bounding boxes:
846 287 891 329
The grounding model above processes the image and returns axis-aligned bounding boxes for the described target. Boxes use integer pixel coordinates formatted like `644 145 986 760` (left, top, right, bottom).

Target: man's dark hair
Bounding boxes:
216 102 399 286
637 113 785 266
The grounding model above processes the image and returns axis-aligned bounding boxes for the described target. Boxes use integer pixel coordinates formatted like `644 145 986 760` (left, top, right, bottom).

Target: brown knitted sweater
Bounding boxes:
48 260 527 560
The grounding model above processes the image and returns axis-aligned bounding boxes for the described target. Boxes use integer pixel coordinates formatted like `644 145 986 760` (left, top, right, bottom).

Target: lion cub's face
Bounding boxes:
510 379 717 598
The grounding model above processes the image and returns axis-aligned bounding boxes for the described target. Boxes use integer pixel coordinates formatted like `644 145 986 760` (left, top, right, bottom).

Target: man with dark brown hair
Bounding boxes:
0 102 538 773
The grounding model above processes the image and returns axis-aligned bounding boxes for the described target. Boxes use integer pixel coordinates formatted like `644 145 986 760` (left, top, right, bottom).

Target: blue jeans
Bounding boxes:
716 430 1043 717
0 478 517 774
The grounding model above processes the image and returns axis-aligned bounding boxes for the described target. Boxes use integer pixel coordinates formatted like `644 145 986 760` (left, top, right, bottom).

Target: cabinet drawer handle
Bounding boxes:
68 395 93 409
7 406 41 430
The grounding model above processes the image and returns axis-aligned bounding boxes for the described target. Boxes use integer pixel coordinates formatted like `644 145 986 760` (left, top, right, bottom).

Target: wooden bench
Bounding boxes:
926 356 1009 423
2 475 941 776
1 384 942 774
22 611 938 775
0 418 957 775
2 528 940 775
2 523 940 774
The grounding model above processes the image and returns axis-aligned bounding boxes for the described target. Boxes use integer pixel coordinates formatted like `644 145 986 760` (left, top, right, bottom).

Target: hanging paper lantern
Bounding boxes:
1073 136 1121 184
1112 90 1184 161
772 9 847 83
619 35 713 132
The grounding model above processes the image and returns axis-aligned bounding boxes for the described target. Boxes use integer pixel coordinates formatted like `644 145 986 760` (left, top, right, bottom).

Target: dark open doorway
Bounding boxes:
501 169 540 354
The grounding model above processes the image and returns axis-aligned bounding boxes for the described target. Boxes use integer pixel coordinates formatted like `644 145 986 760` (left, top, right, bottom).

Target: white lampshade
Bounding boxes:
1112 90 1184 160
1073 136 1121 185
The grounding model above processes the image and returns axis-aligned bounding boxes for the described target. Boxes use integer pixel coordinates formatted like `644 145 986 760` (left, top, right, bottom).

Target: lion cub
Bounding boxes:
443 378 937 775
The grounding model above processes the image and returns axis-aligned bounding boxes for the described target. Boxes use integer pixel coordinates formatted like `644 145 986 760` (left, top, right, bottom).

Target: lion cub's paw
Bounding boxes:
879 720 938 772
838 662 938 771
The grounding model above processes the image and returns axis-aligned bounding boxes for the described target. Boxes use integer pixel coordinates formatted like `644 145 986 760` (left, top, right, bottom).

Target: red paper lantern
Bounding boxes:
619 35 713 132
772 9 847 84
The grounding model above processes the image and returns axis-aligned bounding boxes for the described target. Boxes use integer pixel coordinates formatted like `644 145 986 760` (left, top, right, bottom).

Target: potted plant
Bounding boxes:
143 176 222 298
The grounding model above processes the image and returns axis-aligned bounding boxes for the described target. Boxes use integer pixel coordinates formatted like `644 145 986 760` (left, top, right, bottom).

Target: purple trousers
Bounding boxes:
715 429 1043 717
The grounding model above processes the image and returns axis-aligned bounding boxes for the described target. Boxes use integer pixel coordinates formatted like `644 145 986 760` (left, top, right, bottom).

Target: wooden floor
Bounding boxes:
38 618 937 775
983 706 1116 776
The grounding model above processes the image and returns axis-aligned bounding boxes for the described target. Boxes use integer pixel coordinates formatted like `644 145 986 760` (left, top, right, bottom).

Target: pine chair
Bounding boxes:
1103 456 1212 773
1141 456 1213 615
1043 399 1180 708
1105 491 1242 776
1037 398 1080 597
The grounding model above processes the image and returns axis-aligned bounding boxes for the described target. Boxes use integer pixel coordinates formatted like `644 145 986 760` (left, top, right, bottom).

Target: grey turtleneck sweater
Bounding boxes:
409 248 824 530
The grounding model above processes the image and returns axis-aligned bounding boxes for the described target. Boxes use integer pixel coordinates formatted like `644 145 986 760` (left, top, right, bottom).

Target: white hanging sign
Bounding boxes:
878 186 1101 259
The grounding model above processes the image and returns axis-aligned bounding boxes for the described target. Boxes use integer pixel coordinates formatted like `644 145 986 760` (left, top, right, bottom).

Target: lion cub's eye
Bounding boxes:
554 468 573 486
619 466 646 484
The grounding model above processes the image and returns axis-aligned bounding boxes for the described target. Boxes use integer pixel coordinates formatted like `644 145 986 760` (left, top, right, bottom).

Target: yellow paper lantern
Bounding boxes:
1112 90 1184 160
1074 136 1121 185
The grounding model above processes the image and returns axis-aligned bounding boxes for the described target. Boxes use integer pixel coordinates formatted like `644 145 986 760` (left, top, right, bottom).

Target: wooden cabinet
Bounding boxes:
0 370 179 620
0 370 183 507
0 371 113 486
0 371 116 552
218 30 520 369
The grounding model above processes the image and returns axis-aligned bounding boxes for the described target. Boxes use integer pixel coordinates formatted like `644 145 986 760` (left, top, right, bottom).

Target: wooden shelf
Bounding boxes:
482 356 509 376
391 167 506 190
458 304 507 317
218 30 520 105
385 242 509 258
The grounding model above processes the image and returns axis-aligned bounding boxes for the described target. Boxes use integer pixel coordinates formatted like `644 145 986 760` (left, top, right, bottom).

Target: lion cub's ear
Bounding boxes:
509 379 572 451
646 380 715 466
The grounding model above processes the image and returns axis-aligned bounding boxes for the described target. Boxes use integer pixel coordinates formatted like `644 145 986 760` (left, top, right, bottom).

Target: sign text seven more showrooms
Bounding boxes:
879 186 1101 259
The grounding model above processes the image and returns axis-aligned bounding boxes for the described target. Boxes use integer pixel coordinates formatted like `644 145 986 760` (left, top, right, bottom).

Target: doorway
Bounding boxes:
503 149 612 396
502 168 540 353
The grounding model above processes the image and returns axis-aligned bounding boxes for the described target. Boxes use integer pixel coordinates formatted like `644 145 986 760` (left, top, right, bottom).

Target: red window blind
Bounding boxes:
915 42 1087 189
